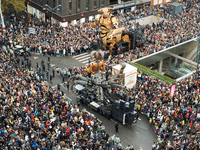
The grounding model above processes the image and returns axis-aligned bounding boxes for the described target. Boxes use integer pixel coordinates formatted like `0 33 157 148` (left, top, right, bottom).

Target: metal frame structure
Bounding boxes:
196 37 200 79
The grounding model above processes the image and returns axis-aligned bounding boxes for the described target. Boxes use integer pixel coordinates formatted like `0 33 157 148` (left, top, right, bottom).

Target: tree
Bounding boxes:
1 0 26 13
0 0 26 28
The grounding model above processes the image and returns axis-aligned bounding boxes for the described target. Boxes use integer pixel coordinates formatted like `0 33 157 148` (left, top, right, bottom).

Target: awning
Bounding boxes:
112 0 151 10
113 1 136 10
75 84 85 91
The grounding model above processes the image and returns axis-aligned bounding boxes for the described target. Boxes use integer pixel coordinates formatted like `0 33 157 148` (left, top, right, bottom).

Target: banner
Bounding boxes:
170 85 176 97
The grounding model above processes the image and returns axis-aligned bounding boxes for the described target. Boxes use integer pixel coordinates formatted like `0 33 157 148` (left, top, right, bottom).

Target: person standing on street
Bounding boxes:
152 142 156 150
57 83 60 92
36 62 38 68
129 146 134 150
41 59 44 67
47 62 50 70
48 56 50 63
43 64 45 72
115 136 120 148
62 76 65 83
50 75 52 83
52 68 55 78
115 122 119 132
46 70 49 80
66 81 69 90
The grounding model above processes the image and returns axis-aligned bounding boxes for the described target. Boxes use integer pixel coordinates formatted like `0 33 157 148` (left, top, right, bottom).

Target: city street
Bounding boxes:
20 53 157 149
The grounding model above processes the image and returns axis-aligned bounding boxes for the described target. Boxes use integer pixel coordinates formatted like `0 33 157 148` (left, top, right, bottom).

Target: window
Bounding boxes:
102 1 104 7
86 0 89 11
110 0 118 5
77 0 81 13
69 1 72 15
53 0 56 8
40 0 43 5
94 0 97 9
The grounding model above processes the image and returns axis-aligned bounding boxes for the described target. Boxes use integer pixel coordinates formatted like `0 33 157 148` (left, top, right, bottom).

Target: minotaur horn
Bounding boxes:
108 8 113 12
98 9 104 14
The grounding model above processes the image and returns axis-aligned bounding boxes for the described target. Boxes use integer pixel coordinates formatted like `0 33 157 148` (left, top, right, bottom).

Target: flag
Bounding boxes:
170 85 176 97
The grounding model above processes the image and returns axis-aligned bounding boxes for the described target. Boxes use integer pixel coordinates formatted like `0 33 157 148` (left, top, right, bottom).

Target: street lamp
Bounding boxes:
43 4 61 41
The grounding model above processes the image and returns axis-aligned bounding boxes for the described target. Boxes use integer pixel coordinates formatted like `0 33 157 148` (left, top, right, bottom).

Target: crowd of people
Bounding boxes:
133 71 200 149
1 0 200 149
1 1 199 63
0 50 125 149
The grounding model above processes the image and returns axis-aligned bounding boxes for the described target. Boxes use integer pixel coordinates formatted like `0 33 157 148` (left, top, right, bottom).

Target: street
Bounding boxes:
20 53 157 149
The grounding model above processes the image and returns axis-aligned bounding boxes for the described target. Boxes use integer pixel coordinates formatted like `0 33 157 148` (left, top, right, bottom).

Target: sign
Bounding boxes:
28 28 36 34
131 6 136 12
113 1 136 10
170 85 176 97
112 63 137 89
80 18 85 23
89 16 93 21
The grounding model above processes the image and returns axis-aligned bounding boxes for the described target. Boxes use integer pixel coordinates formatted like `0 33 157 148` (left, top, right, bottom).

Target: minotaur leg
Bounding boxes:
109 42 116 58
102 37 107 48
122 35 131 50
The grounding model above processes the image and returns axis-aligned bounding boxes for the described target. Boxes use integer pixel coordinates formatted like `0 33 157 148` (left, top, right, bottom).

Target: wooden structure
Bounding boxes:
88 7 133 58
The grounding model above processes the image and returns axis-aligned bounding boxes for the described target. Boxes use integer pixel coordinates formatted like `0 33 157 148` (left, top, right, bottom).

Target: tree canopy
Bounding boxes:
2 0 26 13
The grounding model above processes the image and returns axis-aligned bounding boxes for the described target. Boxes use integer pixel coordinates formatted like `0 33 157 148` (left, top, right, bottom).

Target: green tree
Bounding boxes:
0 0 26 28
1 0 26 13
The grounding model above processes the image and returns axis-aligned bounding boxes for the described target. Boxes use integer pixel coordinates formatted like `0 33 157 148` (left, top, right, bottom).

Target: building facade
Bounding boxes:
28 0 109 23
27 0 150 25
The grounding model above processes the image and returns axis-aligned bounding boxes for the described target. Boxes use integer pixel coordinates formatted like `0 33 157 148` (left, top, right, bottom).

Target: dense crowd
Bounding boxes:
133 71 200 149
1 0 200 149
1 1 199 64
0 50 119 150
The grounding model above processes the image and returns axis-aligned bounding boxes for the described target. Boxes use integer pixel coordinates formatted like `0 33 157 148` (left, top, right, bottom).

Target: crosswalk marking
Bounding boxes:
73 52 89 58
72 52 95 66
82 60 91 64
78 57 91 62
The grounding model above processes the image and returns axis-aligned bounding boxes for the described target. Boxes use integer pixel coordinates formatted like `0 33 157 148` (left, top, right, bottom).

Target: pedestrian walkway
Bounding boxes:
72 52 95 66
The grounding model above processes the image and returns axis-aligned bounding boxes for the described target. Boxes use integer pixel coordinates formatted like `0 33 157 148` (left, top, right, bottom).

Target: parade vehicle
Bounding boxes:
69 50 137 125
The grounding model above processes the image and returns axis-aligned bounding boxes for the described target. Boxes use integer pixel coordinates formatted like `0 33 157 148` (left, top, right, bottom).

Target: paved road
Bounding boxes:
71 52 95 66
20 53 157 149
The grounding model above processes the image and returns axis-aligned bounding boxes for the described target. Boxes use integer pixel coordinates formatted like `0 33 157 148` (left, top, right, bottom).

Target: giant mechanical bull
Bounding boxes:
89 7 134 58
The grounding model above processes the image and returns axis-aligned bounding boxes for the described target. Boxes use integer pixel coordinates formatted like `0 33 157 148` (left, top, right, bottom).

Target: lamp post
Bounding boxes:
43 4 61 41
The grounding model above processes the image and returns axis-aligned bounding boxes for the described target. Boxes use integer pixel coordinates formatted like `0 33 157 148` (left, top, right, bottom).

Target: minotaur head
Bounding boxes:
98 7 113 18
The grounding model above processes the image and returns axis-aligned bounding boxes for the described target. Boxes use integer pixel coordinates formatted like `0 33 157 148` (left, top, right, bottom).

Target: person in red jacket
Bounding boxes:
66 128 70 136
